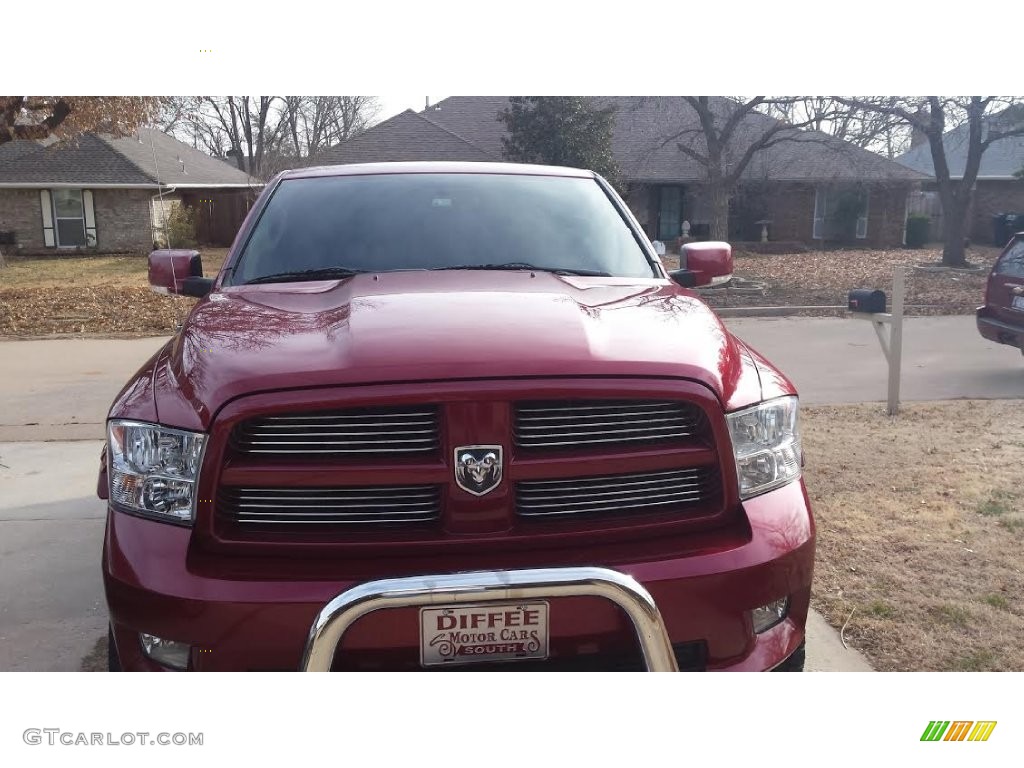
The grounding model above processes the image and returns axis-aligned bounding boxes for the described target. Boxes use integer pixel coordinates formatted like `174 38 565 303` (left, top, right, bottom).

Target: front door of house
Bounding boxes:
657 186 682 241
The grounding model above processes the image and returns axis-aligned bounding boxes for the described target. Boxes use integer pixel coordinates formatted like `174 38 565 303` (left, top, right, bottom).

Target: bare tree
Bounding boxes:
280 96 379 160
655 97 833 240
159 96 379 179
766 97 911 159
329 96 379 146
156 96 286 178
156 96 195 138
838 96 1024 266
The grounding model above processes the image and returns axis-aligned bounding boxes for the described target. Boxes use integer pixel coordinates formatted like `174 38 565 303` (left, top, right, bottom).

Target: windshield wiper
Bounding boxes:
433 262 612 277
244 267 368 285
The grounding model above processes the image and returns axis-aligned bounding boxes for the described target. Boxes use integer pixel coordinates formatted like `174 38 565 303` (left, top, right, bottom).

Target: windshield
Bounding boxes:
229 173 656 284
995 240 1024 278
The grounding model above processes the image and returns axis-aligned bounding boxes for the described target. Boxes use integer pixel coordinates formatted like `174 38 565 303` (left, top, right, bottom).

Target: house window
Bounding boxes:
657 186 683 241
813 186 869 242
40 189 97 248
53 189 87 246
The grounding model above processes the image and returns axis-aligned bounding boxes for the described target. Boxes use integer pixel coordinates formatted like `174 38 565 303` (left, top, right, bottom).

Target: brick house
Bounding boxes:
897 107 1024 245
0 128 261 254
320 96 926 248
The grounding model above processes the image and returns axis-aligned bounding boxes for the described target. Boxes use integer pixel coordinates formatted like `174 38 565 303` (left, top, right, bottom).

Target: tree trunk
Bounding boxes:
708 183 730 241
940 196 969 267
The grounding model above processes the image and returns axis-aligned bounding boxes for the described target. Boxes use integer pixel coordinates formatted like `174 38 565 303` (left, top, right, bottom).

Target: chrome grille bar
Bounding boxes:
220 484 441 526
232 406 440 456
517 403 684 414
517 468 714 517
514 400 703 449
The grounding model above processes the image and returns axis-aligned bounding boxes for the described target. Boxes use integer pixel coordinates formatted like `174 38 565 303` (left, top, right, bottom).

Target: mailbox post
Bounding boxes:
848 267 906 416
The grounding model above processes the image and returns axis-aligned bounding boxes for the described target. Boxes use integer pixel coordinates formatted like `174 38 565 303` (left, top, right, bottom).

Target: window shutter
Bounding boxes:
812 188 825 240
856 190 869 239
40 190 55 247
83 190 97 247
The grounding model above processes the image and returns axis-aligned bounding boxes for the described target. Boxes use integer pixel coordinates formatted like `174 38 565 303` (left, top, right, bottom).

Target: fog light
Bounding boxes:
752 598 789 634
139 633 190 670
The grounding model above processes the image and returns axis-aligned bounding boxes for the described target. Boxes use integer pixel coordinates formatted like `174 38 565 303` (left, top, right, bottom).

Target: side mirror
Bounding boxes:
675 241 734 287
148 249 214 298
668 269 698 288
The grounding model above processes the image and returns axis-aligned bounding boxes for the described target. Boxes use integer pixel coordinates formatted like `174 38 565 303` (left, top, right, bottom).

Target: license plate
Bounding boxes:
420 602 549 667
1012 295 1024 310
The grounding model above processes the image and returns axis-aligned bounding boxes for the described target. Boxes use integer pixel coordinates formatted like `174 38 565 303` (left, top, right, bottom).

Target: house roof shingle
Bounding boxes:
0 127 258 187
322 96 926 184
896 108 1024 180
105 128 257 186
0 133 153 185
318 109 496 165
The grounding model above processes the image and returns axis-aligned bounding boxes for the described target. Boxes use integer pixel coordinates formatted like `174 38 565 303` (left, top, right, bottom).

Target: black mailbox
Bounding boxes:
848 289 886 313
0 230 15 245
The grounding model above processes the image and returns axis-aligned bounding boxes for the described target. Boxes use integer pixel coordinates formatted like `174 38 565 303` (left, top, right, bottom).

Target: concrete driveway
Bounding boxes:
727 314 1023 405
10 311 1017 672
0 441 107 671
0 336 164 442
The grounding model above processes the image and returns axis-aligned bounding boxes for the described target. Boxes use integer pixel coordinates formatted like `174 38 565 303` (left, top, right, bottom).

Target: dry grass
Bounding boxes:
803 401 1024 671
0 249 228 337
0 249 228 289
667 246 1000 316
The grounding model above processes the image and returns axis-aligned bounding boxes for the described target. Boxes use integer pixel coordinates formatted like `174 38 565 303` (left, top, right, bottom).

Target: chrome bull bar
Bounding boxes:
300 566 679 671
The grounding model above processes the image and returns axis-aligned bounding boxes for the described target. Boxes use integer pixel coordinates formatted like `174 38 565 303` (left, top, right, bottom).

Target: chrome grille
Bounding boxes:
231 406 439 456
514 400 703 449
219 485 441 525
516 468 715 517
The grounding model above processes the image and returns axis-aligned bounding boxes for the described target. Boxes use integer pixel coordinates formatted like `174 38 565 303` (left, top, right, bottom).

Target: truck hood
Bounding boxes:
157 271 763 425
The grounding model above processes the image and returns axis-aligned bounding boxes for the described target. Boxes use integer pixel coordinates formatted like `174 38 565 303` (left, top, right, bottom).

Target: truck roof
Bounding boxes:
281 161 597 181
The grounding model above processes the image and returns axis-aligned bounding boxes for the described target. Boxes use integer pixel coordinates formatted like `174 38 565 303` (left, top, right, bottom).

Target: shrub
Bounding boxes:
164 203 198 249
905 215 930 248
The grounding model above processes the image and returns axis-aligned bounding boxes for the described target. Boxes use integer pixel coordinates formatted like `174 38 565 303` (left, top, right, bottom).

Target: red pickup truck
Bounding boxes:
99 162 815 671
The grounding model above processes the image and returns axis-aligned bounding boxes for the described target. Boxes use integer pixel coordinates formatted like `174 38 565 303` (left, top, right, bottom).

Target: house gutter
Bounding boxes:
0 182 262 189
152 185 177 203
0 182 162 189
163 182 266 188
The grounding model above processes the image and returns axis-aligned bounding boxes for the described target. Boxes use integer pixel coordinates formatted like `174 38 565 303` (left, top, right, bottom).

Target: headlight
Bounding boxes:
107 420 206 524
725 396 801 500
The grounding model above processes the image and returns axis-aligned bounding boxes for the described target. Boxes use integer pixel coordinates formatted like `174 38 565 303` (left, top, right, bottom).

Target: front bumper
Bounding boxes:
977 306 1024 350
104 481 815 671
